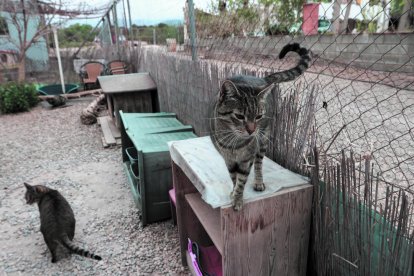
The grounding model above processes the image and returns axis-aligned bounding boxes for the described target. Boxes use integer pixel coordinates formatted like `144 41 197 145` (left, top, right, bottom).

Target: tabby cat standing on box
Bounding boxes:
210 43 311 211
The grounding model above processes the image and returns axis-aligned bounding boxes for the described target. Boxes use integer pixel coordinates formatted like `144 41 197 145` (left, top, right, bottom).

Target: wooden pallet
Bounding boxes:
98 116 121 148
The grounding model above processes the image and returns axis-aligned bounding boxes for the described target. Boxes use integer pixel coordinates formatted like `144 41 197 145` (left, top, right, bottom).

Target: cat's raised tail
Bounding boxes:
264 43 311 84
61 235 102 261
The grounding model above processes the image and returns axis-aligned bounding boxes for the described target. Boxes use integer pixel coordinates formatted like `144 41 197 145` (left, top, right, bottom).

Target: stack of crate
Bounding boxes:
119 111 197 226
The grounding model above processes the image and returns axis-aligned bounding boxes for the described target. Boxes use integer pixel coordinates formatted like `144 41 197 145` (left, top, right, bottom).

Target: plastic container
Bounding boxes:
125 147 138 164
120 111 197 226
188 238 223 276
37 84 79 95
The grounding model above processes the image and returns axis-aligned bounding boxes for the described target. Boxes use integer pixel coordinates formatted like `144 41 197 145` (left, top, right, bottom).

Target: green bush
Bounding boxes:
0 82 39 114
23 83 39 107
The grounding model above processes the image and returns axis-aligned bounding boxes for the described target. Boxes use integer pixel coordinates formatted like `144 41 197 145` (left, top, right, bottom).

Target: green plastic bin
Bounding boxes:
37 84 79 95
119 111 193 135
120 112 197 226
125 147 138 164
119 111 194 164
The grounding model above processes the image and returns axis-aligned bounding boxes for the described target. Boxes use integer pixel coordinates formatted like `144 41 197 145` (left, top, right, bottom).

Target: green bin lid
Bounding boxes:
120 111 193 137
133 131 197 153
120 111 176 120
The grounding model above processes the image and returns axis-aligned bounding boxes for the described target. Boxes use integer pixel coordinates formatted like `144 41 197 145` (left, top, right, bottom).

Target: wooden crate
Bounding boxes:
98 73 159 128
170 137 313 276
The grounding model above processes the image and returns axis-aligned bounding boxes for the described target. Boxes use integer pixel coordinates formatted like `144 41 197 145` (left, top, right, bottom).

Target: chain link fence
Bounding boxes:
6 0 411 273
137 0 413 274
189 1 413 190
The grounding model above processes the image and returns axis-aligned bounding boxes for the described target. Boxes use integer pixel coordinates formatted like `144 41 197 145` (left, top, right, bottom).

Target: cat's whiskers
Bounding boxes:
231 131 243 153
216 131 238 148
221 133 238 152
215 132 232 144
221 134 237 147
218 129 240 152
253 130 261 150
258 130 274 149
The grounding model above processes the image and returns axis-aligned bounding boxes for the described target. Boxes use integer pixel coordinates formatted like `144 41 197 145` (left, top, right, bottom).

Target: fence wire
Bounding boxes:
145 1 414 191
139 0 413 274
10 0 411 274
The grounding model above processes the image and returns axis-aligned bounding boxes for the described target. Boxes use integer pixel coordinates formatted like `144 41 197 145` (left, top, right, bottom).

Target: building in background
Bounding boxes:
0 0 49 79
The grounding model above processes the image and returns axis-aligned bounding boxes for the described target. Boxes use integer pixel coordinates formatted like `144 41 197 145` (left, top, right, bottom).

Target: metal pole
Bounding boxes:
153 28 156 45
107 14 113 45
52 27 65 93
187 0 197 61
113 0 121 58
72 18 103 59
126 0 134 41
122 0 128 34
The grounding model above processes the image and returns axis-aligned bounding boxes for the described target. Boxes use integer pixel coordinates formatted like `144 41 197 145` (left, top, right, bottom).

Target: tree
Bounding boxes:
397 0 413 31
58 23 97 48
1 0 103 81
196 0 260 37
1 0 48 81
331 0 341 33
219 0 304 34
270 0 304 31
218 0 226 13
341 0 353 33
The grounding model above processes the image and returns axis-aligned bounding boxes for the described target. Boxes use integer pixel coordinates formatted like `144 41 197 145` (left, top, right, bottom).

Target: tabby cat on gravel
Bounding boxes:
24 182 102 262
210 43 311 211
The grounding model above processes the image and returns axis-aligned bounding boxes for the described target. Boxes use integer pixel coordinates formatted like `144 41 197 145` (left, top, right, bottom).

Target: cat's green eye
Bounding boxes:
234 113 245 120
256 114 263 120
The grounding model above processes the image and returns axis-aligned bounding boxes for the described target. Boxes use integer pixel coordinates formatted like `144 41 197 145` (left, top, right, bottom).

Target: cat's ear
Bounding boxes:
258 84 275 100
24 182 34 191
220 80 239 100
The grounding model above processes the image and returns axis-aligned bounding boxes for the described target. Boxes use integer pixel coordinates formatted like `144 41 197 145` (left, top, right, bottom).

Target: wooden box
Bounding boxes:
169 137 313 276
98 73 159 128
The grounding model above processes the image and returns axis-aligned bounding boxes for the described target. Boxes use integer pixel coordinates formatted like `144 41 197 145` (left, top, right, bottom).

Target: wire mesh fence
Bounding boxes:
140 0 413 192
2 0 412 273
0 0 142 87
136 0 413 274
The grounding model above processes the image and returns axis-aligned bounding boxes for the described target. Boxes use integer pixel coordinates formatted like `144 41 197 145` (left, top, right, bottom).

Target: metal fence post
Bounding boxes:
187 0 197 61
153 28 156 45
126 0 134 41
113 0 121 59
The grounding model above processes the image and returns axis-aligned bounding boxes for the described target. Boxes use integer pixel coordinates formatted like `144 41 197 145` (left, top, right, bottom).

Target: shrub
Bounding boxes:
0 82 39 114
23 83 39 107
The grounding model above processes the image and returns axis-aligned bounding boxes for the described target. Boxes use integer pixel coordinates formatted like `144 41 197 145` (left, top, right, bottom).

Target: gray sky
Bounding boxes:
67 0 211 26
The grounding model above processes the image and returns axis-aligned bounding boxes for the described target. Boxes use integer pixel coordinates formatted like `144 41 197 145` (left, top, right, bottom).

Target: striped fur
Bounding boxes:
265 43 311 84
211 43 311 211
24 183 101 262
61 235 102 260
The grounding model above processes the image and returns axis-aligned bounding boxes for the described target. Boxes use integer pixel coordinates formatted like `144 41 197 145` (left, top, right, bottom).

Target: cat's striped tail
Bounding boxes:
61 235 102 261
264 43 311 84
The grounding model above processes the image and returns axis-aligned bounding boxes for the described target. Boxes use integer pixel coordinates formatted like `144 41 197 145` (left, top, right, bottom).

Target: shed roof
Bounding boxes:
98 73 157 94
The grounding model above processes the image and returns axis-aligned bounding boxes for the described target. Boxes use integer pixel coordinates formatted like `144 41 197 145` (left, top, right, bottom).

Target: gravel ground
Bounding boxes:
0 97 190 275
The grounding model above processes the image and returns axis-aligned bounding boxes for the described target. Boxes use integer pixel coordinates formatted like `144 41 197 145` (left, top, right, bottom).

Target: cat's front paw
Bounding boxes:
254 182 266 192
232 197 243 211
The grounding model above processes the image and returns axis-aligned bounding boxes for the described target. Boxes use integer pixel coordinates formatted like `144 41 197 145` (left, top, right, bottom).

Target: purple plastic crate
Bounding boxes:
188 238 222 276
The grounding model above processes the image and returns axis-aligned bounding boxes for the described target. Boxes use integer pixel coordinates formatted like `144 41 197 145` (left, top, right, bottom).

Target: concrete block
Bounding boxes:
353 34 373 44
383 33 410 44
